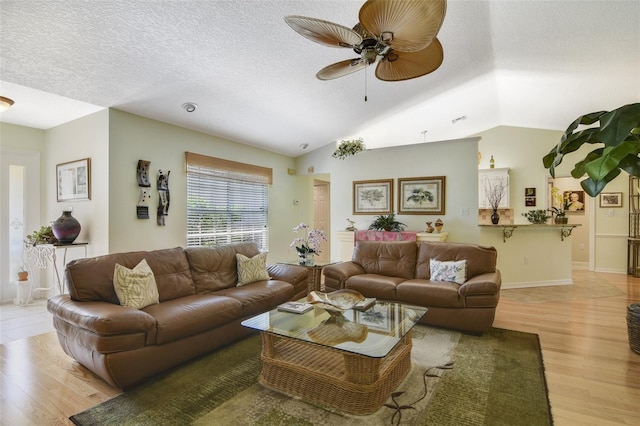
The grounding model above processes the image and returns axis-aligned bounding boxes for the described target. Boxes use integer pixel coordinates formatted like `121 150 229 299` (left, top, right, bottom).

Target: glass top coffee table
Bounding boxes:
241 301 427 415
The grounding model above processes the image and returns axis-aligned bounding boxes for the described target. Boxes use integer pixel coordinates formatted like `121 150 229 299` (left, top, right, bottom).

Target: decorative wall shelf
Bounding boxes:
480 224 581 242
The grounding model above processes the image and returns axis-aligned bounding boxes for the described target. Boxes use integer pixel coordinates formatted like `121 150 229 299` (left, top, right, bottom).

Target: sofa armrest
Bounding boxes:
47 294 157 336
267 263 309 287
458 270 502 296
322 261 366 290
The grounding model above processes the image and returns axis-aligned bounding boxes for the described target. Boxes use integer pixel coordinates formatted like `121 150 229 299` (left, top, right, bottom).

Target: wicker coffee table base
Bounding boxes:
258 332 412 415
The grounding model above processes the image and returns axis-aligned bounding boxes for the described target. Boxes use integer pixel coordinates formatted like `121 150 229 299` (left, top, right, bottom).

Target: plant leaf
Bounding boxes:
585 142 640 181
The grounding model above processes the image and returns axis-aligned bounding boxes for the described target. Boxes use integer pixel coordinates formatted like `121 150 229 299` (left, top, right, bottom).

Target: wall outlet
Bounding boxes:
580 243 585 250
524 256 529 265
461 208 470 216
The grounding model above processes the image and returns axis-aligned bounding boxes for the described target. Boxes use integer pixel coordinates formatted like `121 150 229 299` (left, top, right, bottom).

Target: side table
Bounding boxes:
278 260 339 293
23 242 88 297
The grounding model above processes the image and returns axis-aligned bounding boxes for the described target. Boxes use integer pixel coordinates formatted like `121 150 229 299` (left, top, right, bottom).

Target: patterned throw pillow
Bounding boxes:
113 259 160 309
236 252 270 286
430 259 467 284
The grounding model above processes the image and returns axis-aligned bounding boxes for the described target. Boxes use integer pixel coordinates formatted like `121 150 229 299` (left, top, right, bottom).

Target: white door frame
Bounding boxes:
1 149 40 302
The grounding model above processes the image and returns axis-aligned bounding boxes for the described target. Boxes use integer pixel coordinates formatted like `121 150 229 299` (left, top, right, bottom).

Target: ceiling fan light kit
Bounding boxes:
284 0 447 83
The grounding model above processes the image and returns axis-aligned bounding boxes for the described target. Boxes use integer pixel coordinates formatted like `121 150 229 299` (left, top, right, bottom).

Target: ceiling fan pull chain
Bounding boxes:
364 65 368 102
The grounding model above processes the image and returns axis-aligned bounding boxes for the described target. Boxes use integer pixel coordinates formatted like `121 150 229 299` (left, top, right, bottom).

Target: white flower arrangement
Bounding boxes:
332 138 366 160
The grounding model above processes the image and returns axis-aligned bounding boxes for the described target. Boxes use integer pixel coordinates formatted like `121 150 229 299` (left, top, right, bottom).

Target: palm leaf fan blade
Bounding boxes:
317 58 366 80
284 16 362 48
358 0 447 52
376 39 443 81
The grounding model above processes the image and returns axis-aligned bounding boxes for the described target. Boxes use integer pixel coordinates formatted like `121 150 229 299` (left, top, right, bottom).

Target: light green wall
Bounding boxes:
107 109 302 261
0 123 46 150
3 116 629 278
296 137 483 255
45 110 110 257
477 125 628 275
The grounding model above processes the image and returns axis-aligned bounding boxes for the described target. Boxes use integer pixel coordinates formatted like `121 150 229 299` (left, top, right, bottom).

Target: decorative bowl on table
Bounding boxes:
306 289 365 313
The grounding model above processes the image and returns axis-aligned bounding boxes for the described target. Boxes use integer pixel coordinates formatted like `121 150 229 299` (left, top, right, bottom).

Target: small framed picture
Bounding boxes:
353 179 393 215
397 176 446 215
599 192 622 208
525 197 536 207
56 158 91 201
525 187 536 197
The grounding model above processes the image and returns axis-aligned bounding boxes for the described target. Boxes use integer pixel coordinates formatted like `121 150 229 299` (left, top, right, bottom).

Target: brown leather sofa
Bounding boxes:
47 242 308 389
322 241 501 334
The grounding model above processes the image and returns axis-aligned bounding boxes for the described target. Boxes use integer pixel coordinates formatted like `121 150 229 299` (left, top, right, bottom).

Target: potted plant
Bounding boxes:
17 266 29 282
368 213 407 232
24 225 57 246
484 179 508 224
290 223 327 265
543 103 640 197
522 209 551 224
549 207 568 224
332 138 366 160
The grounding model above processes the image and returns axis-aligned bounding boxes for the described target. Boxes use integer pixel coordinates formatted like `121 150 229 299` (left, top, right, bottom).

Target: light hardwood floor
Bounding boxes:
1 270 638 425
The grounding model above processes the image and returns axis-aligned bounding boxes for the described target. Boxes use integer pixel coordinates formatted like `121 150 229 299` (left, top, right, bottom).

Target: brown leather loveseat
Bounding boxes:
322 241 501 334
47 242 308 389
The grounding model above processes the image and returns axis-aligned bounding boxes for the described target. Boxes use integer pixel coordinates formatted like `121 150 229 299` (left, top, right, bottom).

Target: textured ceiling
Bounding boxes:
1 1 639 157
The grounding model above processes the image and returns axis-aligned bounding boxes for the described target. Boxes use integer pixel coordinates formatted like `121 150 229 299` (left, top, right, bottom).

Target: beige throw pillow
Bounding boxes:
113 259 160 309
236 252 270 286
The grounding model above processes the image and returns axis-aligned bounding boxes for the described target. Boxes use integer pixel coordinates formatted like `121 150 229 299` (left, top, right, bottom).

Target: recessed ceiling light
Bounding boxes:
182 102 197 112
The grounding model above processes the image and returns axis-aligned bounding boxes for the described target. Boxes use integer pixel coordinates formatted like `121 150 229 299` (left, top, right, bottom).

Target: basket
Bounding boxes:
627 304 640 354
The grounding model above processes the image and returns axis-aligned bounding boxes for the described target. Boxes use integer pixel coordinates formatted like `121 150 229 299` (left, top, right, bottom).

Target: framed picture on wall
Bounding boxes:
563 190 585 214
397 176 446 215
600 192 622 207
56 158 91 201
353 179 393 215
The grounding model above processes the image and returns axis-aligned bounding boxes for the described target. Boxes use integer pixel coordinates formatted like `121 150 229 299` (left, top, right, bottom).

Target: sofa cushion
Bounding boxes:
430 259 466 284
113 259 160 309
415 242 497 280
345 274 405 300
215 280 293 317
236 252 270 286
396 280 462 308
185 242 261 292
352 241 417 280
66 247 195 303
142 294 243 345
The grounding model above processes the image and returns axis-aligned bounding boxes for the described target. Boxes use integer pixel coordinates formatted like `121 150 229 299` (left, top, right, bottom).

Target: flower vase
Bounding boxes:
491 210 500 225
51 210 81 244
298 252 315 266
305 253 316 266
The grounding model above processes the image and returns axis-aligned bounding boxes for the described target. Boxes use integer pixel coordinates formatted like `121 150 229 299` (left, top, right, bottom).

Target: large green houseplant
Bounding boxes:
368 213 407 232
543 103 640 197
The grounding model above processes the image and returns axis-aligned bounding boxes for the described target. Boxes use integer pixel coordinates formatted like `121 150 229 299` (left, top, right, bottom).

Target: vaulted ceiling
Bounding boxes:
1 1 638 157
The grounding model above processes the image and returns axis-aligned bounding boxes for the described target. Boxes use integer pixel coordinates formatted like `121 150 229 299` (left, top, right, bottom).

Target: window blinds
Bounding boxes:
185 152 270 249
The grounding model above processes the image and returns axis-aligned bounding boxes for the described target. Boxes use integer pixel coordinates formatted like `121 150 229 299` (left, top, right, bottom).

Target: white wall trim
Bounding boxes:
501 279 573 289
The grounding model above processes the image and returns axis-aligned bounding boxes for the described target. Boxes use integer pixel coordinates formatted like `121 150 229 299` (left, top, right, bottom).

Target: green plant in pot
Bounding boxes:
24 225 57 246
522 210 551 225
543 103 640 197
369 213 407 232
549 207 568 224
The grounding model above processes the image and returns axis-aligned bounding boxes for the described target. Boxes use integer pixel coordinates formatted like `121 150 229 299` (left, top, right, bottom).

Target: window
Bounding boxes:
186 152 271 250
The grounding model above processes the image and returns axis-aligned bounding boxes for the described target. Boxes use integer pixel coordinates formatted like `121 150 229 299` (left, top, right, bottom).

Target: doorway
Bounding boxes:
313 179 330 263
1 150 40 303
547 176 591 269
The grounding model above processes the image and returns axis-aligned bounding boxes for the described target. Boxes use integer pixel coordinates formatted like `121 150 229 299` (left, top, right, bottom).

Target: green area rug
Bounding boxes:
70 326 552 425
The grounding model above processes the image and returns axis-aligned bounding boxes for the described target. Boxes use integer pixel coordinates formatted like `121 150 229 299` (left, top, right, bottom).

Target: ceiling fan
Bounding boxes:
284 0 447 83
